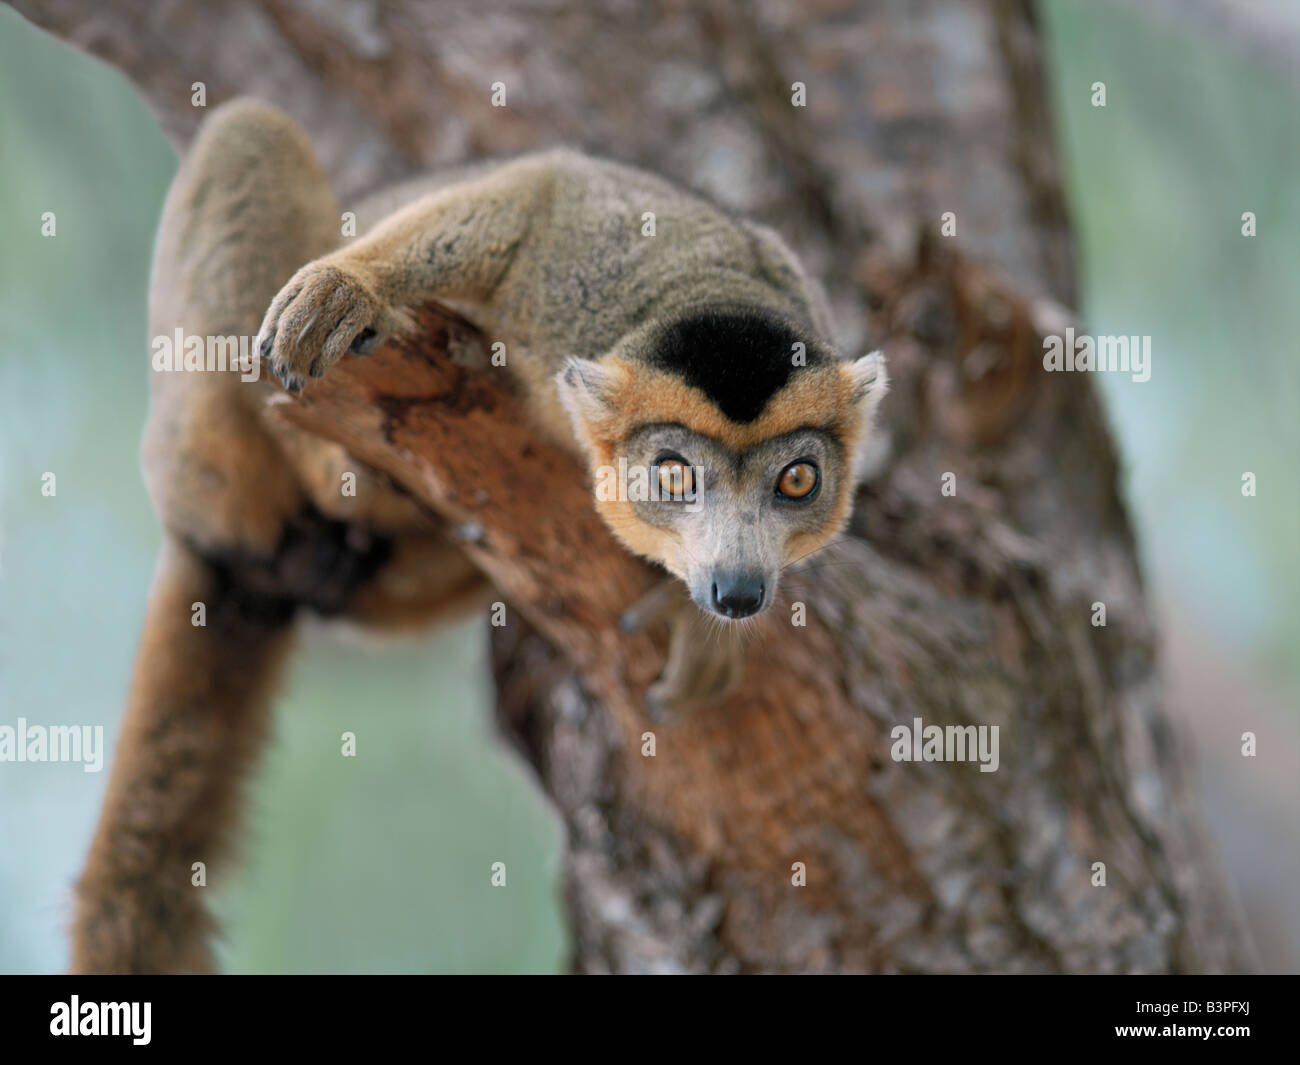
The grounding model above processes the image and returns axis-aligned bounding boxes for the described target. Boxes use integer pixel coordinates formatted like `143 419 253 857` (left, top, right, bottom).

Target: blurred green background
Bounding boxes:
1040 0 1300 973
0 0 1296 971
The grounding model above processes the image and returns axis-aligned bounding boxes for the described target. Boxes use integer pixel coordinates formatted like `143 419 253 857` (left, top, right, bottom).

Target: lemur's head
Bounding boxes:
557 306 887 621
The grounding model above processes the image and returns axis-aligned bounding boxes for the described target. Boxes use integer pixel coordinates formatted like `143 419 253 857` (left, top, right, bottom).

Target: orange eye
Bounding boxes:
777 461 818 500
658 459 694 498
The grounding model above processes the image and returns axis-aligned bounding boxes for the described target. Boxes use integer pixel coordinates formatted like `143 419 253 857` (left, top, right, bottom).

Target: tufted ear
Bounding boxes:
844 350 889 478
556 357 620 433
846 350 888 409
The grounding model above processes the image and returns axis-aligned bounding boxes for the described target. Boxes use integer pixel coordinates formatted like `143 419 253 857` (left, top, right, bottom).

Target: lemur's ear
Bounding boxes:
845 351 889 480
556 357 619 430
847 350 888 406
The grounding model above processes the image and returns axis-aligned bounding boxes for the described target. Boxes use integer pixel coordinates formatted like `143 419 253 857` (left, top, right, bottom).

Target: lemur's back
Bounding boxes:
351 149 830 374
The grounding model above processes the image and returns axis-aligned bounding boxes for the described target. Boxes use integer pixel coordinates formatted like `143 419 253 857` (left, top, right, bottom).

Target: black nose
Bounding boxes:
711 574 765 618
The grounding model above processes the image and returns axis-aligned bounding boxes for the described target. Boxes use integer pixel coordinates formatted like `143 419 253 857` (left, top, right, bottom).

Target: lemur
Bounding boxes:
72 98 887 973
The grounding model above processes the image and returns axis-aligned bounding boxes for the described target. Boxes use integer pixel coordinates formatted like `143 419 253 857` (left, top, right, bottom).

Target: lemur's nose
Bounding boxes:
711 574 765 618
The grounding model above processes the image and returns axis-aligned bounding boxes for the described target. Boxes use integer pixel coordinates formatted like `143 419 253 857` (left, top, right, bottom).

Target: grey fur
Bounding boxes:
257 147 835 433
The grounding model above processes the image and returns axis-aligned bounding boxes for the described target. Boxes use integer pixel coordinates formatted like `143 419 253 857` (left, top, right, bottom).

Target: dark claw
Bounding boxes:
259 334 274 357
308 357 325 378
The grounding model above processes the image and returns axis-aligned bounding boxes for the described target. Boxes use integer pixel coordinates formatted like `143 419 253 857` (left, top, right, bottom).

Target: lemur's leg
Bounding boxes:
72 99 343 972
143 97 342 557
341 533 492 630
256 154 556 390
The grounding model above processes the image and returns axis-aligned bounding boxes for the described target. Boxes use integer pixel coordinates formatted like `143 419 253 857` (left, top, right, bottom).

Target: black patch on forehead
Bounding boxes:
649 306 827 423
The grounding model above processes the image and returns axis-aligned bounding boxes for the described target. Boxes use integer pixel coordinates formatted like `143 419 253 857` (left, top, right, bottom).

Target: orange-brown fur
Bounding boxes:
72 538 295 972
575 357 872 574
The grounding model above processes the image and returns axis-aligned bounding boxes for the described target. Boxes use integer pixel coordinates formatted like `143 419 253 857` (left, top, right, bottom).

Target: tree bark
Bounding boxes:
16 0 1255 972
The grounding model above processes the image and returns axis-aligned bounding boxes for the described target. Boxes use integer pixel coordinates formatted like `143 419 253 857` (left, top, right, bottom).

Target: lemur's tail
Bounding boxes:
70 537 295 973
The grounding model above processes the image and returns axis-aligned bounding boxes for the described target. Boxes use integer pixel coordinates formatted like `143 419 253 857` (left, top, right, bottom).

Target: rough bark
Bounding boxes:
16 0 1255 972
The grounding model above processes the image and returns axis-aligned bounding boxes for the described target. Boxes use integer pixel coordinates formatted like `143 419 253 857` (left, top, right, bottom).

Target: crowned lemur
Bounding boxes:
72 98 887 972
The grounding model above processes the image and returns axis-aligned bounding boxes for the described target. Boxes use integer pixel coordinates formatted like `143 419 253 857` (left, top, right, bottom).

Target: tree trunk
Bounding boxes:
16 0 1254 973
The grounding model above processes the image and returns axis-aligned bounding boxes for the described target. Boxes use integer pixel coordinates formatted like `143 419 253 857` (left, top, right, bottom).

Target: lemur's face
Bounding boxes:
614 423 846 618
557 311 887 622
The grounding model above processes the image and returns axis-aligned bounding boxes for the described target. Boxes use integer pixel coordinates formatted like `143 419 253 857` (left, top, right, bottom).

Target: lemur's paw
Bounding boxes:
645 646 741 720
619 576 690 634
628 580 745 718
256 259 395 393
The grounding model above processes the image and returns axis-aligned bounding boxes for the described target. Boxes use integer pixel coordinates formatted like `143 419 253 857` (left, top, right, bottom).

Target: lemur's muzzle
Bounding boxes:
710 572 766 619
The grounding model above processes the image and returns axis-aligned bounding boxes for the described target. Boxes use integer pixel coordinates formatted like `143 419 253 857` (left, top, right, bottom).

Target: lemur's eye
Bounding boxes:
777 461 819 501
656 455 694 499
